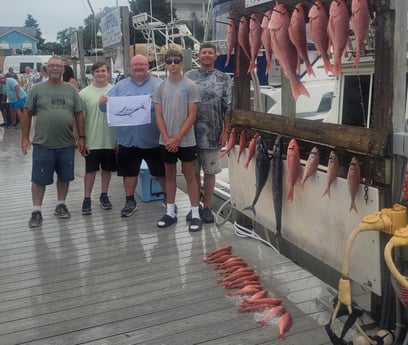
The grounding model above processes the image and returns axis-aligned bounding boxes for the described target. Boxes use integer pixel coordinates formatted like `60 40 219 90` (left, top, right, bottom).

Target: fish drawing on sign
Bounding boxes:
114 104 146 117
243 136 271 215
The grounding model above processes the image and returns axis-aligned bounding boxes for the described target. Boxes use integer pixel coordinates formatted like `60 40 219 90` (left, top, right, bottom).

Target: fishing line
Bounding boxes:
233 221 280 254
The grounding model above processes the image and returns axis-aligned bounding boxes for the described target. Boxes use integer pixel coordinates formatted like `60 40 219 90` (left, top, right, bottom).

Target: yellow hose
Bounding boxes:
330 205 407 344
384 226 408 289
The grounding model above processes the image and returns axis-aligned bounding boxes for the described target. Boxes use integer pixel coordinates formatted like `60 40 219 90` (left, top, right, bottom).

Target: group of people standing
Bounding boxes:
19 42 232 233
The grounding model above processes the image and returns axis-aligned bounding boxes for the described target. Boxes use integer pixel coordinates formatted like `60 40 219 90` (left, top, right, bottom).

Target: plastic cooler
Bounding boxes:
135 160 164 202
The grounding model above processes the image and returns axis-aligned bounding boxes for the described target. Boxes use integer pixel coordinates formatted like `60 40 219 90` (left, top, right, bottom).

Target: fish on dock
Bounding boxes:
278 312 293 339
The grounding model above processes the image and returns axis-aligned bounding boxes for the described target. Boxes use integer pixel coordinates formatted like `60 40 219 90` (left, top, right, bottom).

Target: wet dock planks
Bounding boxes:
0 128 332 344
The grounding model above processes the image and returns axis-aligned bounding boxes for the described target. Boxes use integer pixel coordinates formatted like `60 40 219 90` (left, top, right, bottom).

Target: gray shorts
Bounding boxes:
194 148 221 175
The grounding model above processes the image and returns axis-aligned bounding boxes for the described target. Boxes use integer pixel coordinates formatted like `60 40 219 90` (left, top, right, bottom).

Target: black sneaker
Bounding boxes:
82 198 92 215
99 194 112 210
54 204 71 219
201 207 214 223
189 218 203 232
28 211 42 228
121 200 137 217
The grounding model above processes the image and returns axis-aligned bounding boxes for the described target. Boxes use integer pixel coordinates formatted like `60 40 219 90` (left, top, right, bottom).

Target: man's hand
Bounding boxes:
21 138 31 155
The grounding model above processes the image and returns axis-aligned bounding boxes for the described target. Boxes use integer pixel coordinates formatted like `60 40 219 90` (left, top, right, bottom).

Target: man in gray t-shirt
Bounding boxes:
153 49 203 232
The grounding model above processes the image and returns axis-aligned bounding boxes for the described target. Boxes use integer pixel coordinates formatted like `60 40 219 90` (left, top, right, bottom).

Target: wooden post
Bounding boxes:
121 6 130 77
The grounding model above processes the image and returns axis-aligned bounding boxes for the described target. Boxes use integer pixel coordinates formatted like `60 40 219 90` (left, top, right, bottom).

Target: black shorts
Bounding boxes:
85 149 117 173
159 145 198 164
117 145 165 177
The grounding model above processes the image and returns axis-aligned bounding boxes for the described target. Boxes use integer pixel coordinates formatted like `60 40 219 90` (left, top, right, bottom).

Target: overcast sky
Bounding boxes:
2 0 130 43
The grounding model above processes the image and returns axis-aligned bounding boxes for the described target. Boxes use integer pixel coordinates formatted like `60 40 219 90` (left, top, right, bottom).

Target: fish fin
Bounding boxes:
305 62 315 77
278 334 286 340
349 201 358 214
291 80 310 101
219 151 226 159
287 189 294 202
322 188 331 198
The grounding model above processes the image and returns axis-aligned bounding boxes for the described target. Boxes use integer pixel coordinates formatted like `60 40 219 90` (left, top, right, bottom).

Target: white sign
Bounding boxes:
245 0 273 8
107 95 152 127
100 7 122 48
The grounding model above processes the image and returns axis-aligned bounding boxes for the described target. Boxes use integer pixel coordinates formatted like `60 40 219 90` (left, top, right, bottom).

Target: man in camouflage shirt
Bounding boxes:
185 43 232 223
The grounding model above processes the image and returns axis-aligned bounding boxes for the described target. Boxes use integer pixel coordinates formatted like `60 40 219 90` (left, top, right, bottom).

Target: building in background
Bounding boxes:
0 27 37 56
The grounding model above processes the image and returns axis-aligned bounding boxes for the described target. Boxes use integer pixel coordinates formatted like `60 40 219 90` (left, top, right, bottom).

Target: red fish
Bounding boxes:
220 127 237 158
269 3 310 101
238 303 271 313
244 133 259 169
241 290 268 303
278 313 293 339
205 254 236 264
258 305 286 326
238 16 251 61
203 249 233 263
351 0 370 67
227 284 262 296
216 258 246 270
322 150 340 198
286 138 300 202
223 275 259 288
206 245 232 258
308 0 332 74
301 146 320 188
328 0 350 76
261 10 273 75
242 297 282 306
217 267 254 284
237 129 246 164
225 19 237 68
248 13 263 73
219 262 248 275
347 157 360 213
289 3 315 77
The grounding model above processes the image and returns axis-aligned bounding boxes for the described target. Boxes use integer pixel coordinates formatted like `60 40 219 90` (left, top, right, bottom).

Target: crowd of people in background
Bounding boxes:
1 43 232 231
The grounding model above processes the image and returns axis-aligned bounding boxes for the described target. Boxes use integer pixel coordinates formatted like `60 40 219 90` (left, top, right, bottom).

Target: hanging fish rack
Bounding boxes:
226 0 400 190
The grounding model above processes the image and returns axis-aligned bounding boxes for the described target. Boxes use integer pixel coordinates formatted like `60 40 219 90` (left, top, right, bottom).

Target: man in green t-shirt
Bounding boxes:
21 56 86 228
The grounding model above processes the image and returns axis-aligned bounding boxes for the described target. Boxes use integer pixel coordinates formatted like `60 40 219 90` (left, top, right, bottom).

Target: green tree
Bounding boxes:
24 14 45 51
128 0 177 45
56 28 76 56
43 42 63 55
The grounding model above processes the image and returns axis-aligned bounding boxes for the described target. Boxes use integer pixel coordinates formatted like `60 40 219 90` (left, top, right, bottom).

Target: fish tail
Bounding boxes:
332 60 341 77
248 59 256 73
322 56 332 75
225 54 230 68
278 334 286 340
349 200 358 214
244 161 249 169
305 62 315 77
265 61 271 76
219 151 226 159
322 187 331 198
287 188 294 202
291 80 310 101
243 205 256 216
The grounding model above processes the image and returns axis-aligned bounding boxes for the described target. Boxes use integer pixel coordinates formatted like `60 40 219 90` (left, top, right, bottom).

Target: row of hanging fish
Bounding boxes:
225 0 370 100
221 129 363 232
204 245 293 339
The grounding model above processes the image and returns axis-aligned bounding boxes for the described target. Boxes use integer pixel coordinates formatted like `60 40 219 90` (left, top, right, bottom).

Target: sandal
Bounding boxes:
189 218 203 232
157 214 177 228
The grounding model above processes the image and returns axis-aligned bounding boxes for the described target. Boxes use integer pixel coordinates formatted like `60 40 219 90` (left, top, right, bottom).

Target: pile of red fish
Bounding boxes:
204 245 293 340
226 0 370 100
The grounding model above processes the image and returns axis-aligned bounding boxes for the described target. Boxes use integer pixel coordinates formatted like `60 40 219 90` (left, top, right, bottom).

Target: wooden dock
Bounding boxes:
0 128 333 345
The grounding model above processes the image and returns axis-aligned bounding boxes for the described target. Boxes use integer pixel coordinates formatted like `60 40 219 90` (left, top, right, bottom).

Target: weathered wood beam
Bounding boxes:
231 108 390 157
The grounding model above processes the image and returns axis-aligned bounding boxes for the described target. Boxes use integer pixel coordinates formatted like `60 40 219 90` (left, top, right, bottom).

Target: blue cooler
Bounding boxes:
135 160 165 202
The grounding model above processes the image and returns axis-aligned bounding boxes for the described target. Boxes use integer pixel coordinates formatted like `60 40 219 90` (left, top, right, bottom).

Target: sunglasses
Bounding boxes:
165 58 181 65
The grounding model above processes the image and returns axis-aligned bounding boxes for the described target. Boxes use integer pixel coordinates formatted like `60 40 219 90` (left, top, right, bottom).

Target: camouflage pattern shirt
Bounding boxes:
185 68 232 149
